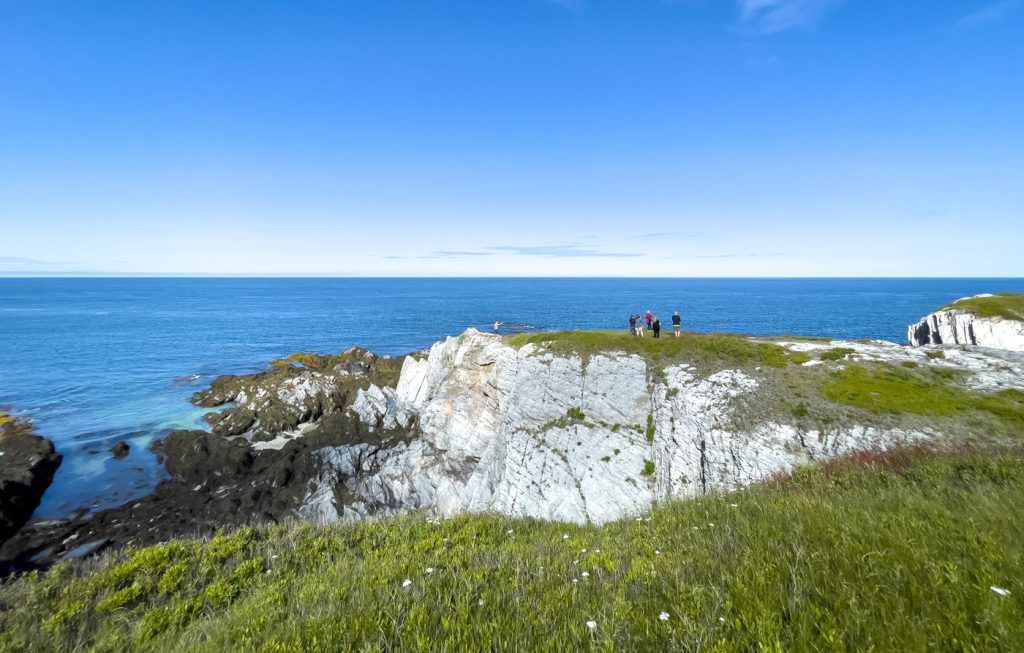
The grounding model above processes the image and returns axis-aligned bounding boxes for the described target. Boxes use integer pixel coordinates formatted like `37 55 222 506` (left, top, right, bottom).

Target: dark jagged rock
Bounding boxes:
191 348 404 441
0 415 62 545
110 441 130 459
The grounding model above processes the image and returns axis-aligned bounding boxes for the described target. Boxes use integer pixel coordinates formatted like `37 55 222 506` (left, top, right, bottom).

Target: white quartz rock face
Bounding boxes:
908 296 1024 352
300 329 961 525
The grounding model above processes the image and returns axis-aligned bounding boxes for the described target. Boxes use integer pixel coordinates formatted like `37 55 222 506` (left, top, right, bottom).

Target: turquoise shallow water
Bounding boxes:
2 277 1023 517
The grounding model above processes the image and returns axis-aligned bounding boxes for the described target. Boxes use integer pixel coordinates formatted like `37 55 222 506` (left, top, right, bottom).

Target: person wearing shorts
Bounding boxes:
672 310 681 337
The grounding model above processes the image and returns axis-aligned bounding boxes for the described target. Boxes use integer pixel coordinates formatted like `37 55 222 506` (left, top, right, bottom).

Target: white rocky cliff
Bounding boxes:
908 294 1024 352
298 329 1024 525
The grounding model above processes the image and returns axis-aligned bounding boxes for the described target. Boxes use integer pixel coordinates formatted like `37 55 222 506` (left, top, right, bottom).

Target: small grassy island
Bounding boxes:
942 293 1024 321
2 329 1023 651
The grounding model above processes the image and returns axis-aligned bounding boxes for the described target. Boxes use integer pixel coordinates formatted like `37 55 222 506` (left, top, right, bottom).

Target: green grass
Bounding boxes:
506 330 810 372
819 347 856 362
2 448 1022 651
944 293 1024 321
821 364 1024 429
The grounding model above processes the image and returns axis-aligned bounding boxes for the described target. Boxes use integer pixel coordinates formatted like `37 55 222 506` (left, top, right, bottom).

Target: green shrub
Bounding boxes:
641 460 655 476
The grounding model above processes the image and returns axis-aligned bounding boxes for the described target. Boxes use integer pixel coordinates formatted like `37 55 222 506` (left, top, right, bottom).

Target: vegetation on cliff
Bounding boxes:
507 330 812 371
2 447 1021 652
942 293 1024 321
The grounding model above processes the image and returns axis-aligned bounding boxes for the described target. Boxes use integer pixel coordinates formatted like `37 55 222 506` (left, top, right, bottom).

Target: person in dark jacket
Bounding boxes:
672 310 681 337
652 316 661 338
629 313 638 336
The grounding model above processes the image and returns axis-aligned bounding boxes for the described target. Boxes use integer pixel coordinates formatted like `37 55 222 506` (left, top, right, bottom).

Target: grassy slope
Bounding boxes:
2 449 1022 652
944 294 1024 321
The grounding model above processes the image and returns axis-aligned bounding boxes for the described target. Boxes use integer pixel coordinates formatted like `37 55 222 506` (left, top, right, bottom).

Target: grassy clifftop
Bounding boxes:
1 447 1021 651
506 330 816 369
943 294 1024 321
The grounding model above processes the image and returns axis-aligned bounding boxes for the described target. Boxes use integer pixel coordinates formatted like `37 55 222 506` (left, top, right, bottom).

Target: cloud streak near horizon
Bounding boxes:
384 244 642 259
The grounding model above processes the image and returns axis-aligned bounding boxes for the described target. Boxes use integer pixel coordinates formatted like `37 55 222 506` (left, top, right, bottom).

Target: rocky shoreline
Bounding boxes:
0 348 408 574
3 311 1024 575
0 414 62 548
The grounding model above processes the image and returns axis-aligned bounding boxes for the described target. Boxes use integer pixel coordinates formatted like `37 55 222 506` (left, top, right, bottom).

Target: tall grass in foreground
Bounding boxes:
2 448 1022 652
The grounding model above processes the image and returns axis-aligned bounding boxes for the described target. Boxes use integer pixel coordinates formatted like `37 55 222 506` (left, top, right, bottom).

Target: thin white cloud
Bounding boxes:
381 245 640 259
957 0 1020 29
545 0 585 11
488 245 639 258
0 256 77 269
738 0 843 35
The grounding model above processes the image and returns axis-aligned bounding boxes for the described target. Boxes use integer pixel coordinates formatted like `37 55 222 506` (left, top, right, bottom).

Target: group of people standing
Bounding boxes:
629 310 681 338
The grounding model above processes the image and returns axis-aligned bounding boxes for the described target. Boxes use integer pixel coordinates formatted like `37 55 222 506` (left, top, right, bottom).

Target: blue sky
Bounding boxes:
1 0 1022 276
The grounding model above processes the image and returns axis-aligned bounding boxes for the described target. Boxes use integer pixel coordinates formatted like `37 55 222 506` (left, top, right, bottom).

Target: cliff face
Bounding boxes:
908 295 1024 351
299 329 1005 525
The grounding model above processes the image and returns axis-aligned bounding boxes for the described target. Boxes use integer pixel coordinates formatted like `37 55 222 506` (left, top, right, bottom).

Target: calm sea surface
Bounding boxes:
2 277 1023 517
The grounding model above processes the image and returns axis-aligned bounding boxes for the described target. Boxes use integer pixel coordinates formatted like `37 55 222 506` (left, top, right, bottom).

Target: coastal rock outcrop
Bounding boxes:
7 326 1024 572
191 348 404 441
0 415 62 544
908 294 1024 351
298 329 1024 525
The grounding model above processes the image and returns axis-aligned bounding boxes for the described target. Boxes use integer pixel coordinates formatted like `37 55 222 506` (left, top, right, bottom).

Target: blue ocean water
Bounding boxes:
2 277 1023 518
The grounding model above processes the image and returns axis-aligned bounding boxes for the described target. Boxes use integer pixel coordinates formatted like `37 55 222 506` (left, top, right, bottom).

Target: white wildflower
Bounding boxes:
655 549 661 555
730 503 738 508
563 533 570 540
402 579 412 588
581 548 587 553
586 620 597 630
659 612 669 622
572 578 579 584
595 548 601 553
719 617 725 623
478 599 485 606
581 571 590 578
991 586 1011 597
507 529 514 534
425 567 434 574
